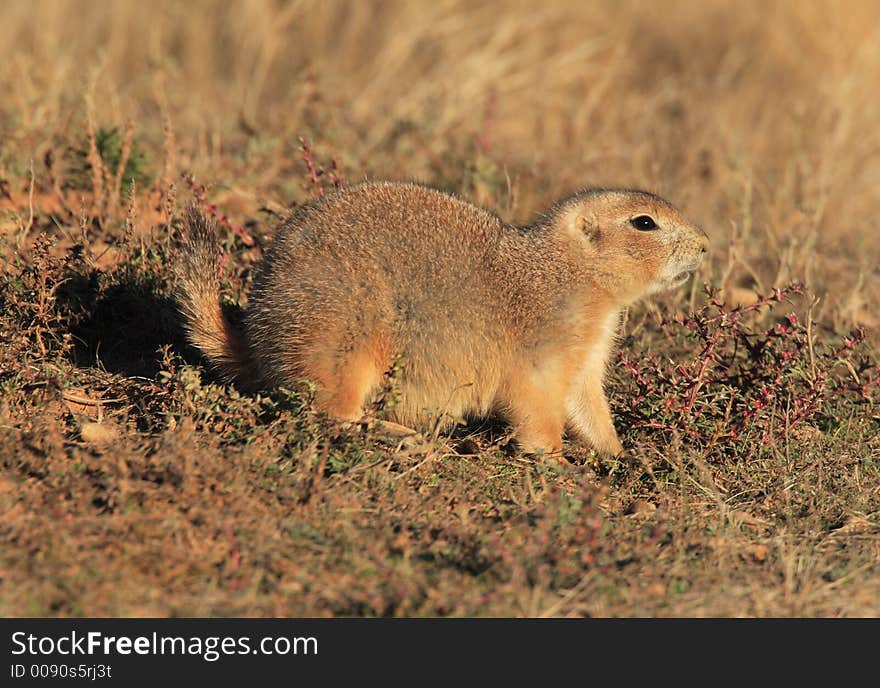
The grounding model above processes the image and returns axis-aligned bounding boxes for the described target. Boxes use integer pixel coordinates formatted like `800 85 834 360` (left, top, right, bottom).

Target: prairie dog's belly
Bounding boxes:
387 312 509 427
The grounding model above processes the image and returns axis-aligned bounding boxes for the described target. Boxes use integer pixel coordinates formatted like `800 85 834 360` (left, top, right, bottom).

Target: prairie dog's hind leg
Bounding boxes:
305 334 391 421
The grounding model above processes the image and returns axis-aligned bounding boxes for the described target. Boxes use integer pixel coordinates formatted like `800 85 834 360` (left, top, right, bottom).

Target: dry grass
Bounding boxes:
1 0 879 617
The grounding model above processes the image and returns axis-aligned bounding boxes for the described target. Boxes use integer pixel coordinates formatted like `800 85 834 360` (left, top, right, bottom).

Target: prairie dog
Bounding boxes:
176 181 708 456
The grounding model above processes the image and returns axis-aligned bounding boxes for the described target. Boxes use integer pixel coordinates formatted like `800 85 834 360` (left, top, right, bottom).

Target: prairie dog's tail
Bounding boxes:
175 206 256 387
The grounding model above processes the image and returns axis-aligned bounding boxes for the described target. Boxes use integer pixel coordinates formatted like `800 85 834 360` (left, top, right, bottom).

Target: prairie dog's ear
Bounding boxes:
562 206 600 242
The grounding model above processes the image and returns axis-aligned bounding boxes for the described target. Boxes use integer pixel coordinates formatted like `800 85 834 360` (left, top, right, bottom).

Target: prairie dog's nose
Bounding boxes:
698 231 709 254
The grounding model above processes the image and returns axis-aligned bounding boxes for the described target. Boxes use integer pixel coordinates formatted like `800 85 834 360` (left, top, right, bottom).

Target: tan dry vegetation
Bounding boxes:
1 0 879 616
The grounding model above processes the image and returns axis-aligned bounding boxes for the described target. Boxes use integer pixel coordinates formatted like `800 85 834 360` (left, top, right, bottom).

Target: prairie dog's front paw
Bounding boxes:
518 438 564 457
603 435 624 457
571 433 624 457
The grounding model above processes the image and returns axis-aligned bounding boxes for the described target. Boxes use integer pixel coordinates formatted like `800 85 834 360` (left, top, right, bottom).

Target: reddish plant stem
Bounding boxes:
299 136 325 198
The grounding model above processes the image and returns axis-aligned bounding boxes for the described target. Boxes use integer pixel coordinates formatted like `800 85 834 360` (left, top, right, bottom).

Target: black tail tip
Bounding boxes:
184 203 219 247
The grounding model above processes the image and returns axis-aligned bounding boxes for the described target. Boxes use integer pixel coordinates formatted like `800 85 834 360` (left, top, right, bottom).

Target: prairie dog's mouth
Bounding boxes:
648 260 703 294
671 269 696 285
674 253 706 281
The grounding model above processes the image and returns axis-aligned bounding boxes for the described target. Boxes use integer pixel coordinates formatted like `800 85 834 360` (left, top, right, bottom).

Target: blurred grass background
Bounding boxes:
2 0 879 329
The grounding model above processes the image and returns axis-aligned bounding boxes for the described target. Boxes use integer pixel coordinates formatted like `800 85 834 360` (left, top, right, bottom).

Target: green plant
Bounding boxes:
67 126 151 195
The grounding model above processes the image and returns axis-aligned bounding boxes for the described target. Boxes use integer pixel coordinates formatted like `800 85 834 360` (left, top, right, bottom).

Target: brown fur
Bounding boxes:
176 181 708 456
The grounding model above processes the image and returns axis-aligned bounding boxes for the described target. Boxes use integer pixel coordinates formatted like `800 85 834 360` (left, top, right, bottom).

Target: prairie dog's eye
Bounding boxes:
630 215 657 231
